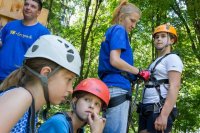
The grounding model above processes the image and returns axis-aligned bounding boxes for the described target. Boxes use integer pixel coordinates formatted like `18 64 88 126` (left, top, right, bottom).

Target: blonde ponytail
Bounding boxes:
111 0 141 24
0 57 60 92
0 67 25 91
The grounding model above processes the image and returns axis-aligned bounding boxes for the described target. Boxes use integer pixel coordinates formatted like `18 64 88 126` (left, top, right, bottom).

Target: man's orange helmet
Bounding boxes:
153 23 177 43
73 78 110 110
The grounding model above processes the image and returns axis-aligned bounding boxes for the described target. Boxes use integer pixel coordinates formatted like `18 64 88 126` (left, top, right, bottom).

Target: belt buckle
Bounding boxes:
154 102 162 113
145 81 154 86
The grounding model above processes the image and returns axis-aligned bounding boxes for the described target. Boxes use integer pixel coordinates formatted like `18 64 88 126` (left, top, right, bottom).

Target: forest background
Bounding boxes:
40 0 200 132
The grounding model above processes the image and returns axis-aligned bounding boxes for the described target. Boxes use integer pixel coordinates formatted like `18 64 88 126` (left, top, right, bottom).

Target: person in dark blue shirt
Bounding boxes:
0 0 50 84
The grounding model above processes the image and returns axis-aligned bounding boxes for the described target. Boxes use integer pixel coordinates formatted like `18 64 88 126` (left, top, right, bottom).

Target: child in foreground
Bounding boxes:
38 78 110 133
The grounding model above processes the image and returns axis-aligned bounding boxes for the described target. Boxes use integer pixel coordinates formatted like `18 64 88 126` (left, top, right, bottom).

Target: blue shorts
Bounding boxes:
138 104 177 133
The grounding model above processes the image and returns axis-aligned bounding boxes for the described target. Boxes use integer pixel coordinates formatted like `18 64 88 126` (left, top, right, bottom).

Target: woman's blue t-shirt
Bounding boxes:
98 25 136 90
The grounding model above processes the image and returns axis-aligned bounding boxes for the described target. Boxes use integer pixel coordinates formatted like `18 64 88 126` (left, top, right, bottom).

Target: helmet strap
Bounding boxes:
24 65 61 120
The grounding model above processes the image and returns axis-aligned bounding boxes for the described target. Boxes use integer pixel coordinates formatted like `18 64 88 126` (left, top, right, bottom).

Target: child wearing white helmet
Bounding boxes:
0 35 81 133
137 23 183 133
38 78 110 133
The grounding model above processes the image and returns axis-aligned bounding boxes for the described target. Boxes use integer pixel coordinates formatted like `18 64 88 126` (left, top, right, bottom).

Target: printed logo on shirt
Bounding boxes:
10 30 32 39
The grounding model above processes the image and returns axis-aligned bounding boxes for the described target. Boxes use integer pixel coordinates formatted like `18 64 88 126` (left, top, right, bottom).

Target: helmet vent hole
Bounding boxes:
64 43 69 48
67 49 74 54
32 45 39 52
57 39 62 43
66 54 74 62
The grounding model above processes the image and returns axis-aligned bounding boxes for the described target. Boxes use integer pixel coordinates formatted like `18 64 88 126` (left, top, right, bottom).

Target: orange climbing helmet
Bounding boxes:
73 78 110 109
153 23 177 43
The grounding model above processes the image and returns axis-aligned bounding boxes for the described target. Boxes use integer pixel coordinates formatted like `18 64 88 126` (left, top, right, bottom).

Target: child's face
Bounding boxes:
74 93 102 121
120 12 140 33
153 32 174 49
48 69 76 105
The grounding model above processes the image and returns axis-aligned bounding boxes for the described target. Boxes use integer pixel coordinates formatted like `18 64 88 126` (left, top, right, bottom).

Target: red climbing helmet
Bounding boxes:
74 78 110 109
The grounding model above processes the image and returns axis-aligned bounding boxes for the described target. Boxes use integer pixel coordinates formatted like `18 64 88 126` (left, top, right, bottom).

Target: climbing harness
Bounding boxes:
137 53 178 120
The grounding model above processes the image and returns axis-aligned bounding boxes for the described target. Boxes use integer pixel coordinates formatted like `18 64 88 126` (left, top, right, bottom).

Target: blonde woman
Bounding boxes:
98 0 150 132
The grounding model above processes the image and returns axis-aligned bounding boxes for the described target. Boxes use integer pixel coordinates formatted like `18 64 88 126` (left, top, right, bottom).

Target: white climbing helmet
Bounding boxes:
25 35 81 76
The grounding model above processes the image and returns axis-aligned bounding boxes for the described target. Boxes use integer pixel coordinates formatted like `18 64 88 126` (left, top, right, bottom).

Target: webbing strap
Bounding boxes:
26 89 35 133
128 79 140 133
24 65 61 120
143 53 177 103
55 112 84 133
150 52 176 71
55 112 73 133
145 79 169 88
29 97 35 133
108 93 132 108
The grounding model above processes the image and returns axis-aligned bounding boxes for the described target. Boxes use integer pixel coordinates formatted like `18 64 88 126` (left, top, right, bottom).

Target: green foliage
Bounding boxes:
40 0 200 132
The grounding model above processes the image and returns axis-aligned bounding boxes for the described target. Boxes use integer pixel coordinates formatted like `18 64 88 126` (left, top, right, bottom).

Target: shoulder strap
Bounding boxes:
151 52 177 71
143 53 177 103
26 89 35 133
108 92 132 108
55 112 73 133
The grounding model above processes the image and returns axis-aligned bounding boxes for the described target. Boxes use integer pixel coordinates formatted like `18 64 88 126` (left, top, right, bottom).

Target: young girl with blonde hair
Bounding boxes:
0 35 81 133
